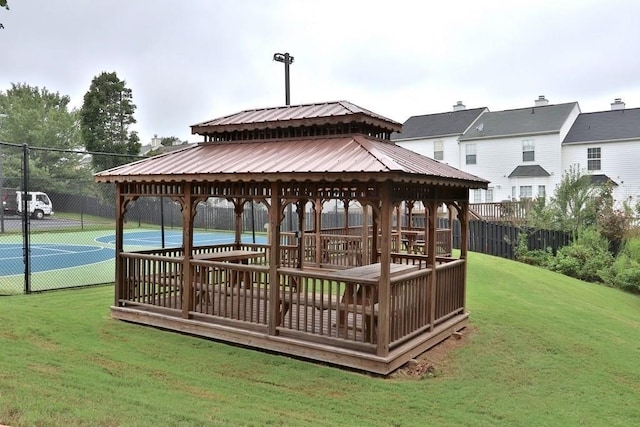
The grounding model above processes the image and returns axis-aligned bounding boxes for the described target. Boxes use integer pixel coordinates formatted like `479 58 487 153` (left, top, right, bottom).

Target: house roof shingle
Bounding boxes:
390 108 487 140
507 165 551 178
563 108 640 144
579 174 618 187
459 102 578 141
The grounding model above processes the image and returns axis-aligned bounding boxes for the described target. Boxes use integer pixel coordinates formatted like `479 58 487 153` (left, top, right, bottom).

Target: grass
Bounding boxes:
1 252 639 426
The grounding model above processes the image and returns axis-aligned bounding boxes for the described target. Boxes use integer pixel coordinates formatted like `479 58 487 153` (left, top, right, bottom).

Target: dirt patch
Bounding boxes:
391 325 477 379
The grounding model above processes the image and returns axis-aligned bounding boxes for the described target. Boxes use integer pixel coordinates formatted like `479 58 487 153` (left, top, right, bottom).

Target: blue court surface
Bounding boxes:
0 243 115 276
96 229 266 247
1 230 267 276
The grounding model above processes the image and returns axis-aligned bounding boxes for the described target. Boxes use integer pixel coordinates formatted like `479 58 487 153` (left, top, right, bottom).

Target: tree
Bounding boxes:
528 166 602 239
0 0 8 29
80 71 141 171
0 83 89 190
161 136 181 147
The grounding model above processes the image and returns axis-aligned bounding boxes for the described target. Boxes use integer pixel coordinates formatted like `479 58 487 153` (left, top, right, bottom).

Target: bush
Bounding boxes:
514 231 557 268
601 239 640 294
549 228 613 283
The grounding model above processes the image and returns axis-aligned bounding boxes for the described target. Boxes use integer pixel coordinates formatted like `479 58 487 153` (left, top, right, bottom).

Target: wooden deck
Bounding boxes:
114 241 468 374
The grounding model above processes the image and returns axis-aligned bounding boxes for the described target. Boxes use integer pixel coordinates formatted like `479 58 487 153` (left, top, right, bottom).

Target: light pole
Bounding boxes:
273 52 294 106
273 52 295 231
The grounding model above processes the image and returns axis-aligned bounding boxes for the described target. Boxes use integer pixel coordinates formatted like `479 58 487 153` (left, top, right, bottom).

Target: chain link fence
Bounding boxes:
0 142 309 294
1 142 469 295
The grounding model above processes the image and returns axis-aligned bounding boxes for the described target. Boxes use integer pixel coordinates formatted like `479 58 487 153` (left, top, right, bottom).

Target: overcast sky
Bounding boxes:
1 0 639 145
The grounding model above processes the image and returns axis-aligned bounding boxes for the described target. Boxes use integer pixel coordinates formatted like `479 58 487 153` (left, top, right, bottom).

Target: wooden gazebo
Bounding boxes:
94 101 488 374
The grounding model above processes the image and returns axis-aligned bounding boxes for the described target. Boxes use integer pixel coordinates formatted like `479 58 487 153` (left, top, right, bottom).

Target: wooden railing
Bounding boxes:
388 268 432 345
189 260 271 325
433 259 465 323
319 234 364 267
120 252 184 311
470 201 533 223
276 267 382 347
118 247 465 351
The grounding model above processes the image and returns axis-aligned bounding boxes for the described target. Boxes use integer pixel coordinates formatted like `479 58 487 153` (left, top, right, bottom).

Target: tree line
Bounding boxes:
0 72 182 193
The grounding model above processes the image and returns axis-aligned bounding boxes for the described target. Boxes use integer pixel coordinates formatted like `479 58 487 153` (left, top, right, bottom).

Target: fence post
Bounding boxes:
22 143 31 294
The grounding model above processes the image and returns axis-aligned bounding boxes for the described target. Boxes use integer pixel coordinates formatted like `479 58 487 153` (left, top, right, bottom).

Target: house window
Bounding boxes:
520 186 532 199
587 147 601 171
473 189 482 203
522 139 535 162
486 188 494 203
538 185 546 199
434 140 444 161
466 144 476 165
511 186 516 200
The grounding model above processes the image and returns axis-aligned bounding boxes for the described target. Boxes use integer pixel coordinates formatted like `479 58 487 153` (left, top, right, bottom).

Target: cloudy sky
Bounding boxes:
1 0 639 145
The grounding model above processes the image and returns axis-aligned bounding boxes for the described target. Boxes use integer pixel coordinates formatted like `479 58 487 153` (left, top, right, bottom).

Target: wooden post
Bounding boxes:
376 181 392 357
427 200 438 331
343 198 349 235
114 184 125 306
460 201 469 260
448 203 455 254
460 200 469 313
297 200 305 268
370 206 379 265
361 203 370 266
233 198 244 249
268 183 282 335
314 198 322 265
181 183 194 319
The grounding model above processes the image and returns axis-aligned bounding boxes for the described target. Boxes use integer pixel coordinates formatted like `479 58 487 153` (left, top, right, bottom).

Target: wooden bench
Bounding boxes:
126 272 181 300
195 283 290 324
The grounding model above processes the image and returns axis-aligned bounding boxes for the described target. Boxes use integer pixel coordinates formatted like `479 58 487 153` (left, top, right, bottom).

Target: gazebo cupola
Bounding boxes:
191 100 401 142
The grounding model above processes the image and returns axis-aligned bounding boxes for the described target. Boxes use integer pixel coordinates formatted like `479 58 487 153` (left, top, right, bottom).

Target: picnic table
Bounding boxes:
193 250 263 289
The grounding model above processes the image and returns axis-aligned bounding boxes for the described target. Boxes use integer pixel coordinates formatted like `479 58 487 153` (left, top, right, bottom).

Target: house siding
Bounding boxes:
396 135 461 169
458 132 563 202
562 139 640 204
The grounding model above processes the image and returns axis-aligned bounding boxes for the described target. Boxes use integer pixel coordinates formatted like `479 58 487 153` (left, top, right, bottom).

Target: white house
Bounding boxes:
391 101 487 170
458 96 581 203
562 99 640 207
393 96 640 208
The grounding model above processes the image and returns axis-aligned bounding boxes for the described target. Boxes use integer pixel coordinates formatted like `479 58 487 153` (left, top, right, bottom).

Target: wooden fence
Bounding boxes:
466 220 571 259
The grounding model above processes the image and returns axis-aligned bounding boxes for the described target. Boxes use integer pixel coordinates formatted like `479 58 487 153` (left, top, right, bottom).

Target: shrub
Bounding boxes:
596 203 635 255
549 228 613 283
514 231 556 268
601 239 640 294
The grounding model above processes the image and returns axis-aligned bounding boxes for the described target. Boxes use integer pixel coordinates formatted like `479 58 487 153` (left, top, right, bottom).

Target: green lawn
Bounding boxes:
1 252 638 426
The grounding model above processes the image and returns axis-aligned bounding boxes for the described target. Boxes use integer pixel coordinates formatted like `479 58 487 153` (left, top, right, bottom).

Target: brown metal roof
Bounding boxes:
95 135 488 188
191 100 402 135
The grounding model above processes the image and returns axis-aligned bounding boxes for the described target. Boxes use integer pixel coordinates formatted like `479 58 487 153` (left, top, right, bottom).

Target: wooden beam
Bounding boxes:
268 182 281 335
114 184 125 306
314 199 322 265
297 200 306 268
181 182 194 319
233 198 245 250
460 201 469 259
376 181 392 357
460 200 469 314
427 200 438 331
361 204 370 266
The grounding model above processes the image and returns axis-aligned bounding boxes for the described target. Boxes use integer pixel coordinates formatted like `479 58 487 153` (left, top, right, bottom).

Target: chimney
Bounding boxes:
453 101 466 112
534 95 549 107
611 98 625 110
151 134 161 148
